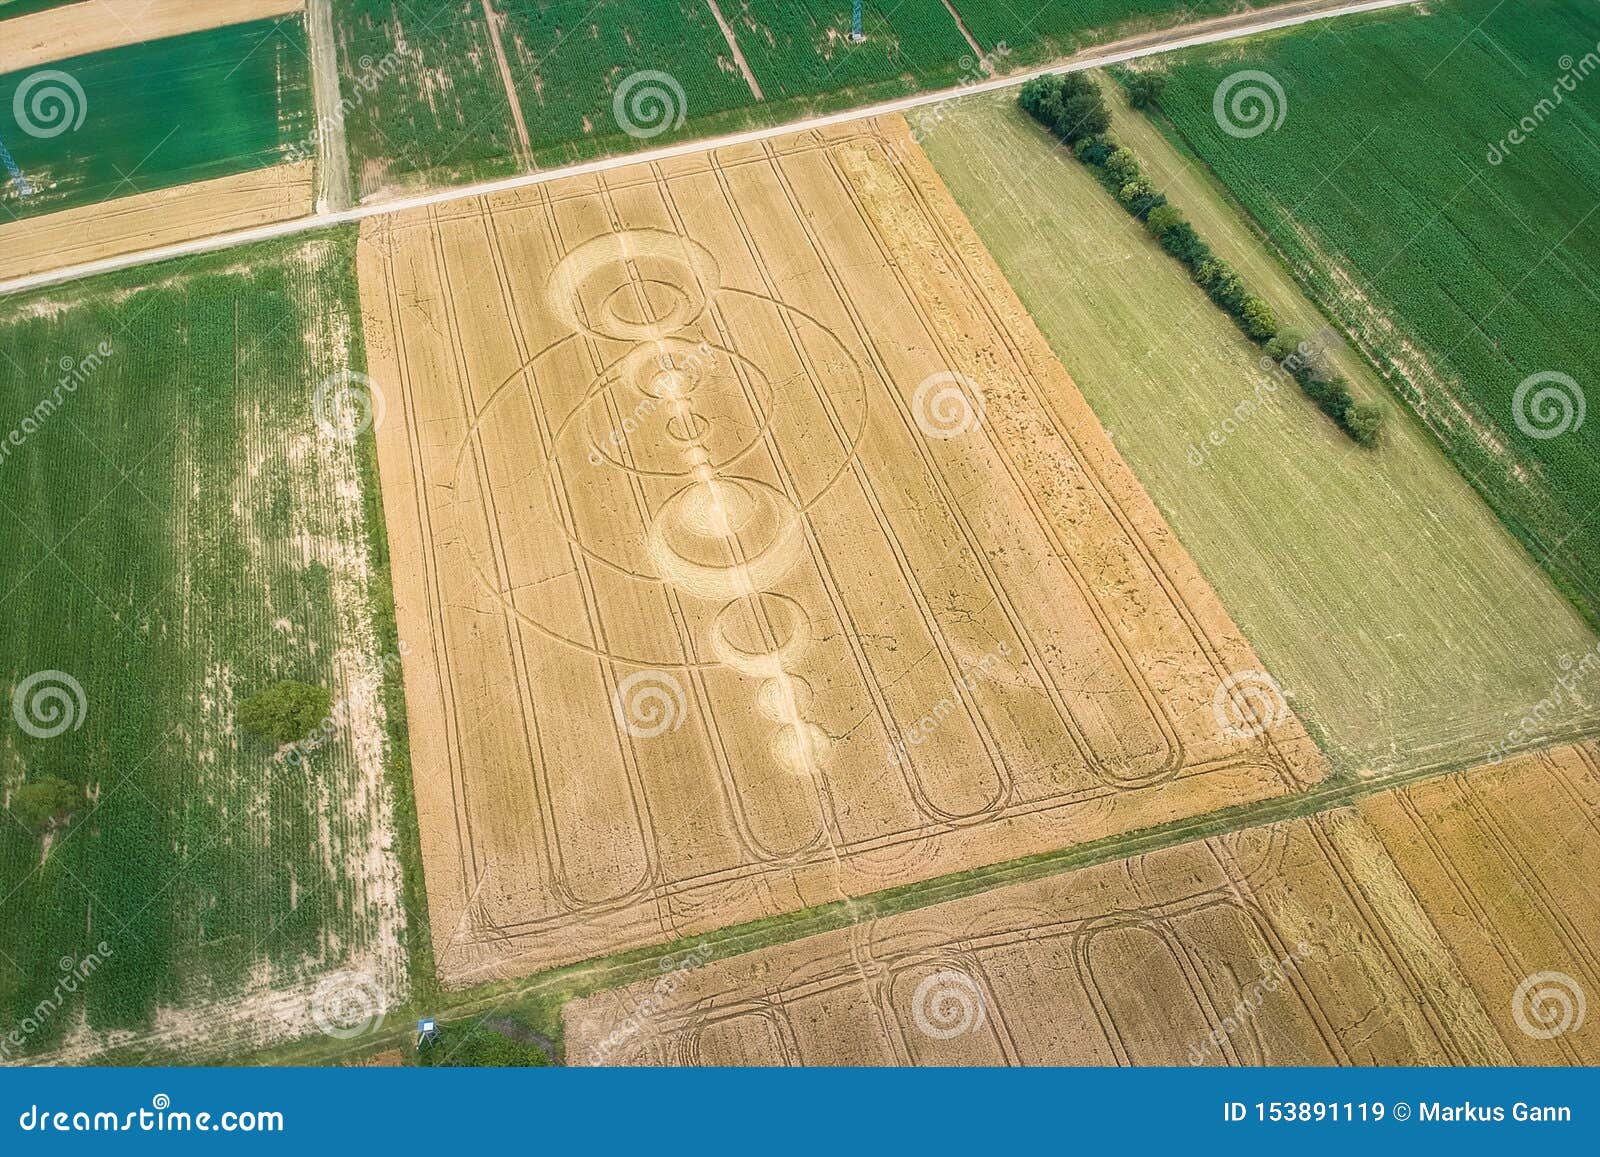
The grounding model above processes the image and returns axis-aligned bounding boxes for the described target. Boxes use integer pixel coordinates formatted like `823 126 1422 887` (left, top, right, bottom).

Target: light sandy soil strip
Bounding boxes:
358 113 1327 987
481 0 533 162
0 161 312 283
0 0 304 73
566 741 1600 1066
941 0 985 61
707 0 763 100
306 0 351 212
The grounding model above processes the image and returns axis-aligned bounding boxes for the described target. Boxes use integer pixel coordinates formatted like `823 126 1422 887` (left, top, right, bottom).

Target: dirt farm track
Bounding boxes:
357 115 1327 985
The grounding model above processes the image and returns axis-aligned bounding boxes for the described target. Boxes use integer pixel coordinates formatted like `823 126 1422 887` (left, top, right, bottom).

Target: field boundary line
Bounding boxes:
0 0 1418 298
942 0 985 61
706 0 763 101
480 0 534 163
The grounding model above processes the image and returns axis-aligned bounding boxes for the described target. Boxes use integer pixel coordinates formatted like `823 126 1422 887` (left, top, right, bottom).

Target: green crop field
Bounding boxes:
0 0 79 21
499 0 754 167
0 234 408 1061
0 17 310 221
921 89 1600 777
333 0 522 198
955 0 1279 66
1142 0 1600 624
725 0 971 103
327 0 1285 200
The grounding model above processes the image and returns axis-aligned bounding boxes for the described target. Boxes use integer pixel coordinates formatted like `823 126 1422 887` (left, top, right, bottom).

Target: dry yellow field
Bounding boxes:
566 741 1600 1066
358 115 1327 986
1361 742 1600 1065
0 0 304 73
0 161 313 282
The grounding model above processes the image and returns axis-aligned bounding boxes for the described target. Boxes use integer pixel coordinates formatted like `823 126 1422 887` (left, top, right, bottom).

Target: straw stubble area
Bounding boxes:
356 115 1326 986
565 742 1600 1066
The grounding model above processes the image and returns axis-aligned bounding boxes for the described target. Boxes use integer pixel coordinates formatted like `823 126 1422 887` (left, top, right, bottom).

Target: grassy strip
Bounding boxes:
1018 71 1382 446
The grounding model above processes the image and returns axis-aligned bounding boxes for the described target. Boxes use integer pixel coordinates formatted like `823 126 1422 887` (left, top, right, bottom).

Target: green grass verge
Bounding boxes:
0 230 409 1058
0 16 312 221
919 87 1600 776
1143 0 1600 625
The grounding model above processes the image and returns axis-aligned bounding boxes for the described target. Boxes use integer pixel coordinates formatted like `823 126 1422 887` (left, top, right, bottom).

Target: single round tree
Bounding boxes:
238 680 333 747
9 777 84 834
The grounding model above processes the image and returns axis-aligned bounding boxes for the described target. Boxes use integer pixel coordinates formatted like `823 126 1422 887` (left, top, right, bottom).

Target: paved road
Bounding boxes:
0 0 1418 297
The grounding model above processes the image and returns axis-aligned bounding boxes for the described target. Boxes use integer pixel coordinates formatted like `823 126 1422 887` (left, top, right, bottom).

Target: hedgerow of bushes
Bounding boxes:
1018 73 1384 447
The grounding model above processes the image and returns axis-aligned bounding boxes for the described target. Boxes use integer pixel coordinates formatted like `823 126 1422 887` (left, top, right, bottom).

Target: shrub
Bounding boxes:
8 778 83 834
1344 401 1386 446
1263 331 1304 365
1104 146 1142 186
238 680 332 746
1058 72 1099 101
1161 222 1210 265
1074 134 1116 165
418 1018 552 1067
1055 91 1111 143
1239 295 1279 341
1018 76 1059 119
1207 267 1248 313
1126 72 1167 109
1145 204 1186 237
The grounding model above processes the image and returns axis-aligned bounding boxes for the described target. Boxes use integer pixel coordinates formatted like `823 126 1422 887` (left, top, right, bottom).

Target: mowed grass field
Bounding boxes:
0 236 407 1059
921 91 1600 776
1146 0 1600 623
0 17 310 221
330 0 1275 198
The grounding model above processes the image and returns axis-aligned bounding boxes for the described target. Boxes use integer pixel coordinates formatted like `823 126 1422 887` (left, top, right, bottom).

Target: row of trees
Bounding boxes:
1018 73 1384 447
